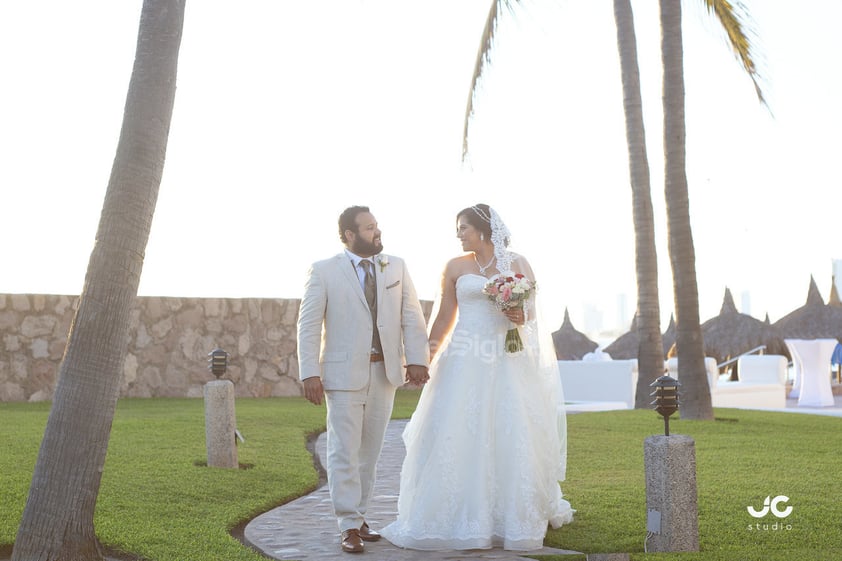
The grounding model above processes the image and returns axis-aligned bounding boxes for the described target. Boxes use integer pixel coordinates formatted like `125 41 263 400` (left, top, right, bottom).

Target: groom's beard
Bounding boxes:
351 237 383 257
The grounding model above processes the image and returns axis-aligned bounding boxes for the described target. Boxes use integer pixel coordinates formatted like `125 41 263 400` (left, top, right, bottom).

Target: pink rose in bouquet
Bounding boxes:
482 274 536 353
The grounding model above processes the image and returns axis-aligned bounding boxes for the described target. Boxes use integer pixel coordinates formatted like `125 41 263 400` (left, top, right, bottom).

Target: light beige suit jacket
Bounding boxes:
297 252 430 389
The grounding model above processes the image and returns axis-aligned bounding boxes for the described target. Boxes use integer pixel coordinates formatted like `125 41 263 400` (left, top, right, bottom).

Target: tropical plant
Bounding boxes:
11 1 186 559
660 0 765 420
462 0 766 419
463 0 668 409
612 0 665 408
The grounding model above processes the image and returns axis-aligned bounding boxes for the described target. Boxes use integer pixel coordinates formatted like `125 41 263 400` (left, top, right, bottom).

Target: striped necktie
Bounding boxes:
360 260 381 353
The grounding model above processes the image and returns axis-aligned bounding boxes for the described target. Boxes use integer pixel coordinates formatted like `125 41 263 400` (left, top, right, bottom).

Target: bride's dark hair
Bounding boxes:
457 204 493 241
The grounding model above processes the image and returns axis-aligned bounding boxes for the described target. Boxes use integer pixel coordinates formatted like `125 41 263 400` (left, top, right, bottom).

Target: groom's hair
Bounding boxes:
338 205 371 244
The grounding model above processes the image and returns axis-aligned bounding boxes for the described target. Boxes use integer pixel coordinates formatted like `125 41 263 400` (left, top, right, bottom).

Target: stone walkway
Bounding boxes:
244 419 582 560
244 395 842 560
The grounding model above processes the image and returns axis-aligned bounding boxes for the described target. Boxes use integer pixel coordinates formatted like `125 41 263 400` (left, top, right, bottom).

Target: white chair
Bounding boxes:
557 359 639 409
665 357 718 391
737 355 787 385
666 355 786 410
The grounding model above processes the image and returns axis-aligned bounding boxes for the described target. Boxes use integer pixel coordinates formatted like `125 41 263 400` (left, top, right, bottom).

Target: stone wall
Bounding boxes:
0 294 302 402
0 294 434 402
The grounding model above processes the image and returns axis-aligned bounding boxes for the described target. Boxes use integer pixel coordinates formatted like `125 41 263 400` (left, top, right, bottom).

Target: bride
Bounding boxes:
381 204 574 551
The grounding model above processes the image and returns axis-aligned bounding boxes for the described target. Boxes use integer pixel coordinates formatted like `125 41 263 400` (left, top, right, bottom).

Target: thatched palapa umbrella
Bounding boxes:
603 313 676 360
700 287 788 366
773 276 842 340
552 308 598 360
602 317 637 360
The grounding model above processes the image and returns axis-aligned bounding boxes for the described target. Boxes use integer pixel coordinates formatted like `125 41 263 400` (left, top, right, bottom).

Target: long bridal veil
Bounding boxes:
523 281 568 483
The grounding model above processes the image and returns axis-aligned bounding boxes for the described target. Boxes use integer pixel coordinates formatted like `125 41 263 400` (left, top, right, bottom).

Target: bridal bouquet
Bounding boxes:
482 273 536 353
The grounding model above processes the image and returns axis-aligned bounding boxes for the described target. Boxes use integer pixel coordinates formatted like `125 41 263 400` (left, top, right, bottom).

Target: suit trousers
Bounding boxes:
324 361 396 532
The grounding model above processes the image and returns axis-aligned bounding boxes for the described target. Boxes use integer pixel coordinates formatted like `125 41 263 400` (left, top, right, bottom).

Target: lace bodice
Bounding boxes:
454 274 509 337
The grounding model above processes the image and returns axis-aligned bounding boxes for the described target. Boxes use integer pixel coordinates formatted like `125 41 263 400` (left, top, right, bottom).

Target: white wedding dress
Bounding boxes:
381 274 574 551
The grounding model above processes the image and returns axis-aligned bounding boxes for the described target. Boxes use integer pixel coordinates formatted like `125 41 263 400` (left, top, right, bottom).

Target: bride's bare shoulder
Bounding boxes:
443 254 476 276
510 252 530 266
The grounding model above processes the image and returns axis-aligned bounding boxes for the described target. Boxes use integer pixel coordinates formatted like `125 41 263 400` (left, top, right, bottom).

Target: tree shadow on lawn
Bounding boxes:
0 544 143 561
1 430 328 561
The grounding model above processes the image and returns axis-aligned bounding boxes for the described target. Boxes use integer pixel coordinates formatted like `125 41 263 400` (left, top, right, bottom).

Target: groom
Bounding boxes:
297 205 430 554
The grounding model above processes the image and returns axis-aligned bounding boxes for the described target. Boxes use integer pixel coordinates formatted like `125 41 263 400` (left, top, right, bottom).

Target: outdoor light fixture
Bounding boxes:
208 348 229 379
650 374 680 436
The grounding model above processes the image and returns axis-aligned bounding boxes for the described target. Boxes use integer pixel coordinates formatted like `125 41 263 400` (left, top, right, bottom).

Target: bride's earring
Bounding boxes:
480 233 485 241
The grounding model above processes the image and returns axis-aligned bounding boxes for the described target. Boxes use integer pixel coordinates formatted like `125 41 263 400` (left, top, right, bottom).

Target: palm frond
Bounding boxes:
462 0 505 161
701 0 767 106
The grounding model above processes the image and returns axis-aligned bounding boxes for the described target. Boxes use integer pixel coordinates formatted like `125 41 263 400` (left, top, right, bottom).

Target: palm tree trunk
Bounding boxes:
12 2 185 559
613 0 665 408
660 0 713 420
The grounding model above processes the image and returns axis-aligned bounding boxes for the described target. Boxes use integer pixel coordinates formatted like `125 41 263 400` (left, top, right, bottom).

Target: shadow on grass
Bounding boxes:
0 543 145 561
1 429 329 561
192 460 257 469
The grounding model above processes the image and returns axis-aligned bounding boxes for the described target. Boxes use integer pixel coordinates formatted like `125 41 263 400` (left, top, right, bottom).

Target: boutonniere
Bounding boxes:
377 256 389 273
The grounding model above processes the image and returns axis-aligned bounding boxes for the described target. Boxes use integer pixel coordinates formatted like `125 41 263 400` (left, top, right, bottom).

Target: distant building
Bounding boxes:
741 290 751 316
617 293 630 331
583 302 603 336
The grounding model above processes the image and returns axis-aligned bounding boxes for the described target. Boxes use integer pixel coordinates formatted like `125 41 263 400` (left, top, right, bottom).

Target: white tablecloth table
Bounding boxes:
784 338 837 407
784 340 802 398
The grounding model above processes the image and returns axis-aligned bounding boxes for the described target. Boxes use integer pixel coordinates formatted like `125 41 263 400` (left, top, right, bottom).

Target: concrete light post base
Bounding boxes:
643 434 699 552
204 379 238 468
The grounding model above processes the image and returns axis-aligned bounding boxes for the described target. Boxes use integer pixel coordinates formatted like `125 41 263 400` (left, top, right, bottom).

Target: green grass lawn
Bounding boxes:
2 393 841 561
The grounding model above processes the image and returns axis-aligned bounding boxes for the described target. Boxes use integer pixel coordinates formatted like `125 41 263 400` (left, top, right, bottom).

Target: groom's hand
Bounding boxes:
405 364 430 386
302 376 324 405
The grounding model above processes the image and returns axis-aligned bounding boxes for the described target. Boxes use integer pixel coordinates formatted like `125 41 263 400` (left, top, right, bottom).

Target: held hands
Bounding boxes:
304 364 430 402
405 364 430 386
503 307 525 325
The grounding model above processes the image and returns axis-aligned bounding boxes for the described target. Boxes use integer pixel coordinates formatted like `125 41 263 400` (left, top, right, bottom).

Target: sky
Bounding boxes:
1 0 841 342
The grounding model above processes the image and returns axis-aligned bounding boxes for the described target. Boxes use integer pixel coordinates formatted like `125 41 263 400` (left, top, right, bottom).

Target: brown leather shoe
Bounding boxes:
358 522 381 542
341 529 364 553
